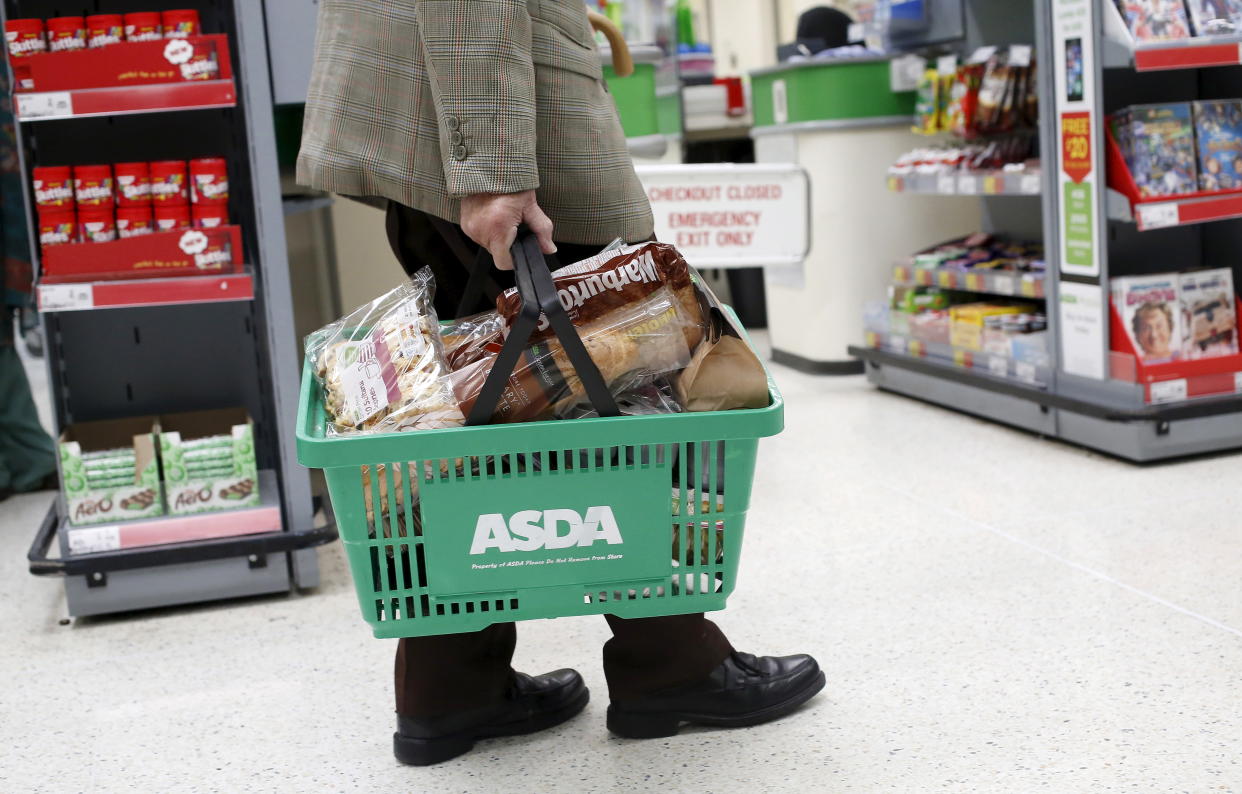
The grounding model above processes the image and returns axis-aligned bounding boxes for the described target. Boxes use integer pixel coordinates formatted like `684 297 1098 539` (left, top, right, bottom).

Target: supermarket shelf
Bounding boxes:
1100 0 1242 72
65 470 281 556
37 270 254 312
16 80 237 122
863 331 1052 388
887 171 1041 196
892 264 1046 298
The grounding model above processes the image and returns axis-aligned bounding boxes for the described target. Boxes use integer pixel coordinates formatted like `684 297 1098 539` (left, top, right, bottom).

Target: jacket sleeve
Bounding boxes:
413 0 538 197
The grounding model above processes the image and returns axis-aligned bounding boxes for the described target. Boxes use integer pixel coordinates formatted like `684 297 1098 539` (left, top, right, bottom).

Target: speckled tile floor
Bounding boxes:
3 333 1240 793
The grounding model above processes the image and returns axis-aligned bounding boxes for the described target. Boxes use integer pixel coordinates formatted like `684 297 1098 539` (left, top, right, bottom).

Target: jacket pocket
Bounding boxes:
532 0 596 50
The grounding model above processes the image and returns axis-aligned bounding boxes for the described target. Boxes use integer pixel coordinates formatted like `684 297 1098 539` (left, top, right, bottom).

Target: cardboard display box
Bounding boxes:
60 416 164 526
159 407 260 515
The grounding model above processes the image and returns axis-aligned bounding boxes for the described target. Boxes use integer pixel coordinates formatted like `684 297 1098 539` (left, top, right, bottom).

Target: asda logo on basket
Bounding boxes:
470 507 623 554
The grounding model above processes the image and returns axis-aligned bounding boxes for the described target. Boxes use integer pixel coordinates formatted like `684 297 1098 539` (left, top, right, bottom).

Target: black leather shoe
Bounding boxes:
394 669 589 766
607 651 825 739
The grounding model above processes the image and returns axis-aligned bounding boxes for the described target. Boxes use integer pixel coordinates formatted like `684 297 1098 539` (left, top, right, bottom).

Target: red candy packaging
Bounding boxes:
189 157 228 204
162 10 201 39
149 160 188 205
117 206 155 238
73 164 114 208
39 209 77 248
154 203 191 231
46 17 86 52
114 162 152 206
78 206 117 243
123 12 162 42
86 14 124 48
5 19 47 58
192 204 229 229
33 166 74 210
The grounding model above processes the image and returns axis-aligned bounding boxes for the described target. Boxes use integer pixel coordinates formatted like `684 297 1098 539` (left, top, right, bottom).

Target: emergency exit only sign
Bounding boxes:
636 163 810 269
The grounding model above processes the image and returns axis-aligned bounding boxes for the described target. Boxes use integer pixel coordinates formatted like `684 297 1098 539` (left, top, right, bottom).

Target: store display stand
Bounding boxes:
11 1 336 616
850 0 1242 462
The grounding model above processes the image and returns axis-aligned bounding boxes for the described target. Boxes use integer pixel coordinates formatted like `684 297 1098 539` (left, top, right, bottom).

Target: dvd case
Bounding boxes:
1129 103 1198 198
1185 0 1242 35
1114 273 1183 363
1193 100 1242 192
1115 0 1194 40
1179 268 1238 359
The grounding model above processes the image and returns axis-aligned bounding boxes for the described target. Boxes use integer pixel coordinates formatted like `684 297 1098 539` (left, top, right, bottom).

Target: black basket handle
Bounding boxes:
466 231 620 425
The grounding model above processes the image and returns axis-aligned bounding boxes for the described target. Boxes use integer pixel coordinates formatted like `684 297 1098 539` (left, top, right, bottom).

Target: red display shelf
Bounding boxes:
1105 120 1242 231
1133 37 1242 72
1109 297 1242 404
37 271 253 312
13 35 235 120
41 226 243 283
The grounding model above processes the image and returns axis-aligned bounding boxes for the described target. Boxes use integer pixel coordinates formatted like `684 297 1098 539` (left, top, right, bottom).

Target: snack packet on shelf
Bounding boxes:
453 285 697 425
306 268 465 436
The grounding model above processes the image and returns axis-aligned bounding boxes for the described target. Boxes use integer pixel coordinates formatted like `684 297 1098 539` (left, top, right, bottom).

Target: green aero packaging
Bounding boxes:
298 240 782 638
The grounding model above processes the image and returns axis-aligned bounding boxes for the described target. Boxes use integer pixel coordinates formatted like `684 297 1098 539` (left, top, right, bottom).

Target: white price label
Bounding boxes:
1009 44 1033 67
18 91 73 119
68 525 121 554
39 283 93 312
1015 361 1038 384
992 275 1015 295
958 175 979 195
937 175 957 194
1235 371 1242 394
1020 174 1041 194
937 54 959 75
989 355 1009 377
1138 202 1180 230
886 335 906 354
1150 379 1188 404
772 79 788 125
969 46 998 64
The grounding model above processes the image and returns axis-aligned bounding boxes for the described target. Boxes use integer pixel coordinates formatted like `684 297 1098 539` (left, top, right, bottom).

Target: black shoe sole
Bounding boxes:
393 686 591 766
606 670 826 739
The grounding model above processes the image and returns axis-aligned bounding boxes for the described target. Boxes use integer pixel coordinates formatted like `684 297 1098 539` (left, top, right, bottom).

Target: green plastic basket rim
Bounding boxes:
296 310 784 470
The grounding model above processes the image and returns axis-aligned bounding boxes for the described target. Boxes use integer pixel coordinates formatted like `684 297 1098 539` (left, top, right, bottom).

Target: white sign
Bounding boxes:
1137 202 1179 230
39 283 94 312
1058 281 1106 379
67 525 121 554
18 91 73 120
637 164 810 269
1150 379 1188 404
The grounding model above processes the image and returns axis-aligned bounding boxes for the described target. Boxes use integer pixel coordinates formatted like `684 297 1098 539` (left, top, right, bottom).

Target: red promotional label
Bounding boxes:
1061 112 1092 183
40 225 241 282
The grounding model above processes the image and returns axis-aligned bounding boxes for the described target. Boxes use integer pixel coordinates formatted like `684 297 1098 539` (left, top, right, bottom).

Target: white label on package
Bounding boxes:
1150 379 1188 404
992 275 1015 295
1009 45 1033 67
68 525 121 554
339 342 388 425
1016 361 1038 384
969 46 997 64
989 355 1009 378
1235 371 1242 393
958 176 979 195
19 91 73 119
40 283 94 312
1138 203 1180 230
937 175 957 194
937 55 958 75
1021 174 1041 194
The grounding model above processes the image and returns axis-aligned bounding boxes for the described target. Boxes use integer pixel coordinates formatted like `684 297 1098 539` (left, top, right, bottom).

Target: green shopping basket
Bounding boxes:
295 235 783 638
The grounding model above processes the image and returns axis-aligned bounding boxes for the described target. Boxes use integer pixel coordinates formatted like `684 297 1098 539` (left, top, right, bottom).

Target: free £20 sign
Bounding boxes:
636 164 810 269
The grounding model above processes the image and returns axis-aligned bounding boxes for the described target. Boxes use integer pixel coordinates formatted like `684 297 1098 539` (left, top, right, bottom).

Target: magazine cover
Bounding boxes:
1114 273 1183 363
1116 0 1194 40
1185 0 1242 35
1193 100 1242 192
1179 268 1238 359
1131 103 1198 197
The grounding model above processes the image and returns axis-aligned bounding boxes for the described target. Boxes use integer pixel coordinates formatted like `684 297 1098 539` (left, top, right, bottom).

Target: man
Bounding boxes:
298 0 823 767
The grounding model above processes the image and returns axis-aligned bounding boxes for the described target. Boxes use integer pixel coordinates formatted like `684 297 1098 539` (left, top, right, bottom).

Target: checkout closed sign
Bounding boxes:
636 163 810 269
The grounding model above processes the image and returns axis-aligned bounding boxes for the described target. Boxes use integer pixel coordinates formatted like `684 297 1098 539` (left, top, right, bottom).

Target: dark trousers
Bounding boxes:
385 203 733 716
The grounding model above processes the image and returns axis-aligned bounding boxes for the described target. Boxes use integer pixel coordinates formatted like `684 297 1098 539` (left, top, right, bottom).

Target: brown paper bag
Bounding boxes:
675 319 769 412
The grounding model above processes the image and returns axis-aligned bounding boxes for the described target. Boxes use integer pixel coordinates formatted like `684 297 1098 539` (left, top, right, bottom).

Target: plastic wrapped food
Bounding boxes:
305 269 465 435
556 378 683 420
454 286 696 425
440 310 504 371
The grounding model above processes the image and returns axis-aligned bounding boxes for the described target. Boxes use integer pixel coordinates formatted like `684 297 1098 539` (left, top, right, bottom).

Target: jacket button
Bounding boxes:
450 131 463 145
446 116 460 131
453 145 468 161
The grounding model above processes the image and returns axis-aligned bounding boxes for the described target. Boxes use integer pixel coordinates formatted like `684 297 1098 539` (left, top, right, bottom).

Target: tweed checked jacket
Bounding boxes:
296 0 655 246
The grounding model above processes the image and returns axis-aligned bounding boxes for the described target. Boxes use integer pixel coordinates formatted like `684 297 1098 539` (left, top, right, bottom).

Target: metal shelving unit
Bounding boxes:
10 1 336 616
853 0 1242 462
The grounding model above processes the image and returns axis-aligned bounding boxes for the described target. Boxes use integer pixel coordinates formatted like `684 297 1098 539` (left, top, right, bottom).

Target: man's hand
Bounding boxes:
460 190 557 270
